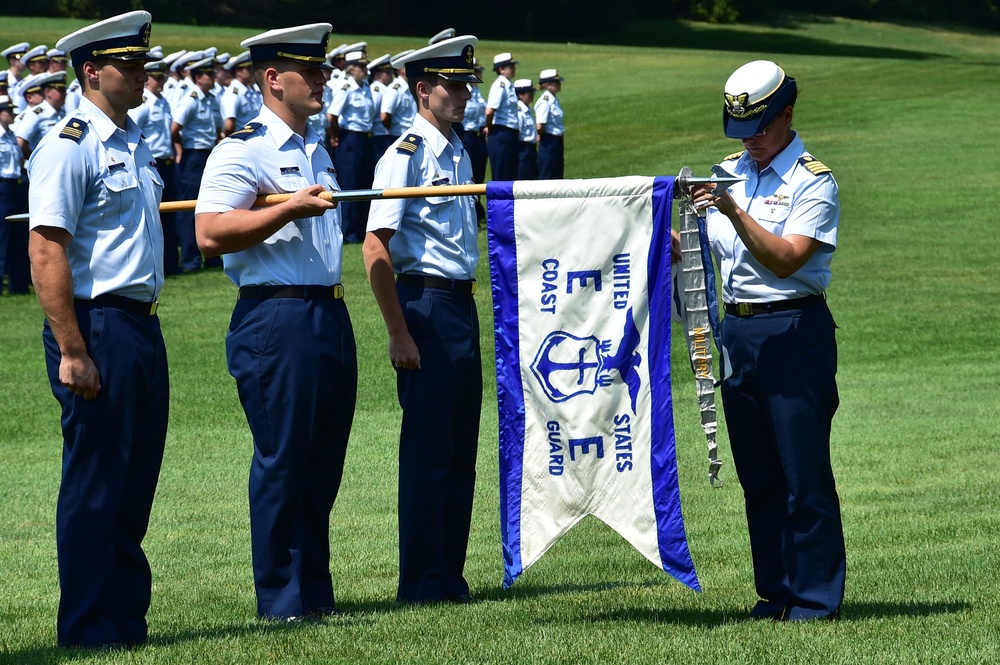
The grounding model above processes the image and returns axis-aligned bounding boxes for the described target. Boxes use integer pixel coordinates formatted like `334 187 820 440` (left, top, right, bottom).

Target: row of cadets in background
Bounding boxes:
0 42 73 296
484 53 566 181
322 40 423 242
0 94 29 296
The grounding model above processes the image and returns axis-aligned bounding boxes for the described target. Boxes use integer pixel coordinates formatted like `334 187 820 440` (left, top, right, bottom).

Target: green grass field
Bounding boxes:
1 14 999 664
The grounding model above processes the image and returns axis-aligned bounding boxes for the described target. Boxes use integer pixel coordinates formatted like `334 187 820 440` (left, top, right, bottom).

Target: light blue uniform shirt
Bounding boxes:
534 90 564 136
385 77 417 137
7 76 27 115
15 100 66 153
128 90 173 159
706 132 839 303
307 83 332 139
27 96 165 300
367 113 479 280
486 75 518 129
173 87 221 149
220 79 262 128
64 78 82 114
196 104 345 287
517 100 537 143
462 84 486 132
328 77 374 132
370 80 390 138
0 125 23 179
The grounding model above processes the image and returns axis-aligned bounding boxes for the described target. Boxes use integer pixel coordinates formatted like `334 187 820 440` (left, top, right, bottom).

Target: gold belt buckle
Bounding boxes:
470 280 478 296
333 284 345 299
736 302 754 316
149 299 159 316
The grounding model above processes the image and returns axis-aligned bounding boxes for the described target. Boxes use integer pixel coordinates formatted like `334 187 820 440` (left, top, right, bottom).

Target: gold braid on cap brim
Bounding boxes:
422 67 474 75
92 45 150 57
276 52 327 64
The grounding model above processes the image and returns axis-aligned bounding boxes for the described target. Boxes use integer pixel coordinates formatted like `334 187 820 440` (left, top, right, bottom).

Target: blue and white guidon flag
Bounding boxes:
487 176 700 592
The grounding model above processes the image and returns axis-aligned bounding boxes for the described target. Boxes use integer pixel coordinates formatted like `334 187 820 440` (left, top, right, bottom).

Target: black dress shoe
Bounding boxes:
749 601 788 621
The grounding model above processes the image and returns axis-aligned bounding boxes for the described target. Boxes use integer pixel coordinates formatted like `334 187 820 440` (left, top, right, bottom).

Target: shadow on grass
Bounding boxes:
586 599 973 627
589 15 946 61
3 615 387 663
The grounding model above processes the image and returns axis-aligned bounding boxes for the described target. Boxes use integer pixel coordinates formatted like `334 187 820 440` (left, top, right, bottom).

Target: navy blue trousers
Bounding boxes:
156 157 181 275
0 177 30 294
486 125 518 182
459 129 487 185
517 141 538 180
537 134 564 180
44 301 168 647
226 296 357 619
721 301 845 620
176 148 211 271
458 129 487 221
395 282 482 602
334 131 376 243
373 133 395 157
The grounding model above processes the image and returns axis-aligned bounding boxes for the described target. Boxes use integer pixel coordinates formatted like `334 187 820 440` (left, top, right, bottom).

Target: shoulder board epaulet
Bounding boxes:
396 133 422 155
230 86 240 95
341 83 351 91
33 106 44 114
189 91 198 98
228 122 263 141
141 94 148 103
723 150 745 161
392 82 402 90
799 155 832 176
59 118 87 143
499 81 507 88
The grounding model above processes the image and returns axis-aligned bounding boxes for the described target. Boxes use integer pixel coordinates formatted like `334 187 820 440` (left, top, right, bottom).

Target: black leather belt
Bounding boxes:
237 284 345 300
344 130 373 138
80 295 159 316
724 293 825 317
491 125 517 133
0 177 23 184
396 273 477 295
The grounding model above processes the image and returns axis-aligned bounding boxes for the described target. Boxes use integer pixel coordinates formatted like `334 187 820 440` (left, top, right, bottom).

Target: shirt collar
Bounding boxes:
412 112 460 160
258 103 320 150
78 96 141 146
743 131 803 184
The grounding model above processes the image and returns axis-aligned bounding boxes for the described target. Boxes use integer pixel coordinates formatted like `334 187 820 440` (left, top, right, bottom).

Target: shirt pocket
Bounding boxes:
266 171 311 241
100 168 141 228
423 180 458 238
755 200 792 235
139 163 164 217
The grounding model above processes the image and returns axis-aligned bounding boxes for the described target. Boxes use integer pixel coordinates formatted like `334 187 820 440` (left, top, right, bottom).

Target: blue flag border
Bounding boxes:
487 177 700 593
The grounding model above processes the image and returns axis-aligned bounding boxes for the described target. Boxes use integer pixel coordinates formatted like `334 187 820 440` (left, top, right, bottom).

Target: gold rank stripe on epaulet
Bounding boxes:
396 133 423 155
33 106 43 114
800 155 833 175
228 122 262 141
341 83 351 91
189 91 198 98
724 150 745 162
59 119 86 142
